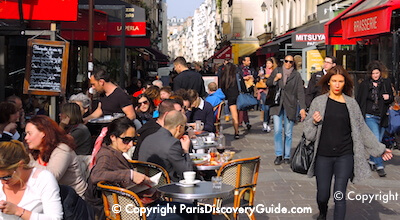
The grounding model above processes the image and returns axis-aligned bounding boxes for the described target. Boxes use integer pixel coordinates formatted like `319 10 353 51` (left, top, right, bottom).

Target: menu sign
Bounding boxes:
24 39 69 96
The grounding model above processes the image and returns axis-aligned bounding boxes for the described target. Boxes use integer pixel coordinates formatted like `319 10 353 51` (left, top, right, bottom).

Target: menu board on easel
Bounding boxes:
23 39 69 96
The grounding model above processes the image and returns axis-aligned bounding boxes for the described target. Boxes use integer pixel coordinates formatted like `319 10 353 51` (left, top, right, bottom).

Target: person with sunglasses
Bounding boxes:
25 115 88 198
267 54 307 165
0 140 63 219
135 94 155 125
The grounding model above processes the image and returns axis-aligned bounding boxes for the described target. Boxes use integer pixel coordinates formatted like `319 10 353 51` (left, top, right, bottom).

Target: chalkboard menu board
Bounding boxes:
24 39 70 96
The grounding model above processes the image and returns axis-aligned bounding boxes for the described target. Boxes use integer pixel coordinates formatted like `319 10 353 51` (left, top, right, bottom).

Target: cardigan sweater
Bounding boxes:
304 94 386 182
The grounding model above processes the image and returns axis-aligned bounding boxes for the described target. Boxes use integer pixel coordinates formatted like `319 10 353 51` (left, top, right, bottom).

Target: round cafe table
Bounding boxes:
157 181 234 201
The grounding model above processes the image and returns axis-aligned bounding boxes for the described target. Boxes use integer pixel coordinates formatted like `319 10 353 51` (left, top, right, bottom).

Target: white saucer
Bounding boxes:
178 179 201 186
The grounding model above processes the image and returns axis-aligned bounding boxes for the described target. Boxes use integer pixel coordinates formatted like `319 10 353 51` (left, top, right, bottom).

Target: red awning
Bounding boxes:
325 0 364 45
211 46 232 60
29 9 108 41
102 36 150 47
341 0 400 39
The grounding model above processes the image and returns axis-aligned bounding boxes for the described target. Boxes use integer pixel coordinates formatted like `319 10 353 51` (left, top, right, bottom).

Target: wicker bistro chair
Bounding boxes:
214 156 261 220
97 181 146 220
214 101 225 134
128 160 171 188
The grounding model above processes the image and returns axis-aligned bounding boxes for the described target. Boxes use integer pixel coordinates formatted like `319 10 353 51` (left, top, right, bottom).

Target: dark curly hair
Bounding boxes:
27 115 75 163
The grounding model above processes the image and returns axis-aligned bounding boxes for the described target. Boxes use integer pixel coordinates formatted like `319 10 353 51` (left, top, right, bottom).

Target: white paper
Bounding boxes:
127 172 162 193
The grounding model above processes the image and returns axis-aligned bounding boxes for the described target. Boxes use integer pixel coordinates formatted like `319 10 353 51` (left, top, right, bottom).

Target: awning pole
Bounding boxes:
88 0 94 77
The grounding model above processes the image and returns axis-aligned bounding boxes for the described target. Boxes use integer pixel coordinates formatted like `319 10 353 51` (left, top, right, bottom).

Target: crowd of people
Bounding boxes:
0 54 397 220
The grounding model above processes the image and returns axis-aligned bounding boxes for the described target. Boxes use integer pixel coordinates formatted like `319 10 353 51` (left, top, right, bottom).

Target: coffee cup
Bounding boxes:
195 120 204 131
204 136 214 143
183 171 196 183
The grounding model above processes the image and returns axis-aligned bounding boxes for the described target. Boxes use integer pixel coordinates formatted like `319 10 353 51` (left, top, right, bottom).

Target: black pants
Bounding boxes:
315 154 354 220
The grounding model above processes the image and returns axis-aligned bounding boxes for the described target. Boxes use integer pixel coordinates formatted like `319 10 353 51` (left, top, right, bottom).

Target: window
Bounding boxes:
245 19 254 37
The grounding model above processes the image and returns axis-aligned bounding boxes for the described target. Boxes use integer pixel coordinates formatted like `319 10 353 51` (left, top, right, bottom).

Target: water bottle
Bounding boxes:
217 126 226 150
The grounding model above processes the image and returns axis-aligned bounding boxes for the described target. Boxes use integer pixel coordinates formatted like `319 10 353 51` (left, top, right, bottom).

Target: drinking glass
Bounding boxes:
211 176 222 189
209 147 217 162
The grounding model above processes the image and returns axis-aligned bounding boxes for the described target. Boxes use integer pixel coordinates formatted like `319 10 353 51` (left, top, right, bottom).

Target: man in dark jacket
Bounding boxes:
173 56 207 97
305 56 337 108
237 56 256 130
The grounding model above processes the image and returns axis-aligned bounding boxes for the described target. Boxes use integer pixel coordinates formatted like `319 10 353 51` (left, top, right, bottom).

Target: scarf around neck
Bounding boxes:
283 66 294 85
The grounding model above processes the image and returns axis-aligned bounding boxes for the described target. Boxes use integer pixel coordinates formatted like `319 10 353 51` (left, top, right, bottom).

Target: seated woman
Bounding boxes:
0 102 19 141
0 140 63 219
135 94 155 125
59 103 93 155
85 117 211 219
183 89 215 132
25 115 87 198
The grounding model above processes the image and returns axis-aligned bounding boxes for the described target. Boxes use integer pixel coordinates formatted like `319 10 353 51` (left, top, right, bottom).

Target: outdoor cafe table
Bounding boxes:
157 181 234 201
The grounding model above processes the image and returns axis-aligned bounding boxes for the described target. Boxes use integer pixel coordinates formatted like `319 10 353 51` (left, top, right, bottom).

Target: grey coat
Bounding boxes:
304 94 386 182
266 67 306 121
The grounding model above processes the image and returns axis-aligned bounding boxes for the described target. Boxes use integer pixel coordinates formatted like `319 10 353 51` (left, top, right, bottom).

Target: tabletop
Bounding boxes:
157 181 234 200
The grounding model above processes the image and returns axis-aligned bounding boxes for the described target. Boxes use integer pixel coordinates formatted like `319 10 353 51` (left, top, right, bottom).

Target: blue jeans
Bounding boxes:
224 100 230 115
260 92 270 123
365 114 385 169
273 108 294 159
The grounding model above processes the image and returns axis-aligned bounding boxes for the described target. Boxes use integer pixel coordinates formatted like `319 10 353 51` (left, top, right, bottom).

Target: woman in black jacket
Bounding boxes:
356 60 394 177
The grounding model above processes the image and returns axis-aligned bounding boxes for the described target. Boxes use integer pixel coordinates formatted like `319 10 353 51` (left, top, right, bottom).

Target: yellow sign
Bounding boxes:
306 50 325 81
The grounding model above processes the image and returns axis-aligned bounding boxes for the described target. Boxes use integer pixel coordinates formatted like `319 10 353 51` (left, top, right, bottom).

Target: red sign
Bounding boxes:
108 22 146 36
214 46 232 59
342 7 391 39
0 0 78 21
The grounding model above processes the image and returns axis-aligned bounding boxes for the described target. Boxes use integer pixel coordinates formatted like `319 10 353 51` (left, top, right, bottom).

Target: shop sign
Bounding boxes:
342 8 391 39
0 0 78 21
292 24 325 48
108 22 146 36
306 50 325 81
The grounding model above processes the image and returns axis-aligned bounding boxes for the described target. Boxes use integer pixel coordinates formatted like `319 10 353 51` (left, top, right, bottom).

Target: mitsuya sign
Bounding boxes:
292 24 325 48
295 34 325 45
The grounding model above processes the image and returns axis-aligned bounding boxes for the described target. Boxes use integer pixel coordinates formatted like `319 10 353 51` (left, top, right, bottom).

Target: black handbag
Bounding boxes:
236 74 258 110
265 86 281 106
290 134 314 174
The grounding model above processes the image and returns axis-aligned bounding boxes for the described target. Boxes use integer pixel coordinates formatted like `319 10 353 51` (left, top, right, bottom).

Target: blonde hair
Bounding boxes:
0 140 31 170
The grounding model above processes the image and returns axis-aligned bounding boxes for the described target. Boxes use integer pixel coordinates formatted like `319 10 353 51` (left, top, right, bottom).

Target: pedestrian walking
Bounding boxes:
304 65 393 220
267 55 306 165
356 60 394 177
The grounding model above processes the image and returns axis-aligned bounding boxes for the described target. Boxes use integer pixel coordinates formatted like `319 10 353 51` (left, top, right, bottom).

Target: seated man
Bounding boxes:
183 89 215 132
133 99 183 160
205 82 225 108
138 110 193 182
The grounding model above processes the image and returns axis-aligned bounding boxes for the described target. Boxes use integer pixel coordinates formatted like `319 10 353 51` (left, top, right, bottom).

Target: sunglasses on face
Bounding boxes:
138 100 149 105
0 171 15 181
118 136 137 144
284 60 294 64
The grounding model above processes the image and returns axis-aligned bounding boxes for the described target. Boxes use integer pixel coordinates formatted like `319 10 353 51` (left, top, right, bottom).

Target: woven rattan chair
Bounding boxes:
128 160 171 188
214 156 260 220
97 181 146 220
214 101 225 133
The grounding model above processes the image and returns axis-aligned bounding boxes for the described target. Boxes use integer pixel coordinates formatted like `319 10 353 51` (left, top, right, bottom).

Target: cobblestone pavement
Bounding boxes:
217 110 400 220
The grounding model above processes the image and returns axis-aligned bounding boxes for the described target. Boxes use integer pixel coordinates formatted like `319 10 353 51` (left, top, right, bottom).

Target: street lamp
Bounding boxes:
261 2 267 32
261 2 267 12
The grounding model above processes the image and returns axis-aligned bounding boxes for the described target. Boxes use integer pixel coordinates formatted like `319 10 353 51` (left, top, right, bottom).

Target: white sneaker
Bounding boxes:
262 122 268 132
266 125 271 133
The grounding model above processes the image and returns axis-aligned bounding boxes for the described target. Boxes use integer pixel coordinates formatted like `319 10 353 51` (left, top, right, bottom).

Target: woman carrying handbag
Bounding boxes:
304 66 392 220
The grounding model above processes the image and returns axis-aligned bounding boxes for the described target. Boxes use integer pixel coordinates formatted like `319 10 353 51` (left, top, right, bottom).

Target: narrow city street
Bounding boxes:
221 110 400 220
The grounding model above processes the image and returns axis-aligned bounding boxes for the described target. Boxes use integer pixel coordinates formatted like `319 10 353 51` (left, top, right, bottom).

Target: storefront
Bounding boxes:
325 0 400 89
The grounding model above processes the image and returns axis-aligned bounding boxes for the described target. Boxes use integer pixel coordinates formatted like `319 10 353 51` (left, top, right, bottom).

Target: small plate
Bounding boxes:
178 179 201 186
